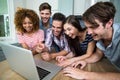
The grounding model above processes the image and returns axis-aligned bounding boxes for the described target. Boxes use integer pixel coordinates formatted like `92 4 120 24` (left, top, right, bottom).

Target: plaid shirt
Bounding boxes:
45 28 70 52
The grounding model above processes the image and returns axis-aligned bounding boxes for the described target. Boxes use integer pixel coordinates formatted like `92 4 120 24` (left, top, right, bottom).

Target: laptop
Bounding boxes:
0 42 62 80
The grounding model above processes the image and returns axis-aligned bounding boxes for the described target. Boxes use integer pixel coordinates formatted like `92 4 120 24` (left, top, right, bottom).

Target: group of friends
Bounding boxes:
14 1 120 80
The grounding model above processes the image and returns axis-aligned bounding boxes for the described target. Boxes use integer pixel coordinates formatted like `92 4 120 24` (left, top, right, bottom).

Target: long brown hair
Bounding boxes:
64 15 86 56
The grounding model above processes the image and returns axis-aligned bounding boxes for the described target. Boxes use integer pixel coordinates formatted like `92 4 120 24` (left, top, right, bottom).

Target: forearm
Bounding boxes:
84 52 103 63
85 72 120 80
76 53 92 61
67 53 93 63
65 52 74 59
84 47 103 63
51 50 68 59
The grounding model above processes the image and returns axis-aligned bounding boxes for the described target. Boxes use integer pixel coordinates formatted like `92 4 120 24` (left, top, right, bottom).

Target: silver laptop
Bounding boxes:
0 42 61 80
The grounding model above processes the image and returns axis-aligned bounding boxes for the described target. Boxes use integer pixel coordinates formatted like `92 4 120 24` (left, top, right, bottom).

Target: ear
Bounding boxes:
106 19 113 29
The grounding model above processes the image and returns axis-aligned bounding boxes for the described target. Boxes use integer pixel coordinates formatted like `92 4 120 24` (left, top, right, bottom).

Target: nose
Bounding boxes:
54 28 58 32
43 14 47 18
87 28 93 35
26 23 30 27
65 31 69 35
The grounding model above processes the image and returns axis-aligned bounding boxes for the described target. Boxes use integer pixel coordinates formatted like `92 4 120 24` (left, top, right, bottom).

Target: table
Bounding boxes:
0 54 119 80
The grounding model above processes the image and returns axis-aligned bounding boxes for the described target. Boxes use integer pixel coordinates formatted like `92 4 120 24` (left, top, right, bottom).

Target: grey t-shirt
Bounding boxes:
97 23 120 70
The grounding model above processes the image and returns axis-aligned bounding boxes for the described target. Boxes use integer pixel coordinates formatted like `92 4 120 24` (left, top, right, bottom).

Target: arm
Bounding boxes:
21 43 37 55
72 40 96 61
57 41 96 67
66 40 96 62
84 47 103 63
21 43 28 49
56 52 74 63
41 50 68 61
50 50 68 59
70 47 103 69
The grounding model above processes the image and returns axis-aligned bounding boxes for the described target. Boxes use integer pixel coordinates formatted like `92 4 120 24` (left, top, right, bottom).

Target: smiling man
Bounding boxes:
38 13 70 61
39 2 52 38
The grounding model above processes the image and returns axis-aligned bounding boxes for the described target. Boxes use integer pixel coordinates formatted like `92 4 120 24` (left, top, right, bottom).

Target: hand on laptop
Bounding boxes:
41 52 52 61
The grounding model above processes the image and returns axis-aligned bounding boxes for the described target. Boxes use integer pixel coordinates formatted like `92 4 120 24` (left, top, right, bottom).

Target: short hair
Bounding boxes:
39 2 51 13
52 13 66 26
14 8 39 33
83 2 116 27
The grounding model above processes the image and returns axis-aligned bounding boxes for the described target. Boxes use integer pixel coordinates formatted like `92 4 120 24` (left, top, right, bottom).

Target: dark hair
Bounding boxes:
39 2 51 13
83 2 116 27
52 13 66 27
64 15 86 56
14 8 39 33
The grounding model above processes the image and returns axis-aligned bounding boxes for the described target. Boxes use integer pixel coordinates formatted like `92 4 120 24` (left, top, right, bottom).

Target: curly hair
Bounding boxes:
14 8 39 33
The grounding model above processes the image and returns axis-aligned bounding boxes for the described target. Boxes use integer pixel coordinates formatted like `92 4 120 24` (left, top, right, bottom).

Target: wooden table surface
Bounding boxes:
0 54 119 80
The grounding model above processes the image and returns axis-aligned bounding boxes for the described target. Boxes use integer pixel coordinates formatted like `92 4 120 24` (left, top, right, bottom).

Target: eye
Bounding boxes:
67 28 71 31
23 22 26 25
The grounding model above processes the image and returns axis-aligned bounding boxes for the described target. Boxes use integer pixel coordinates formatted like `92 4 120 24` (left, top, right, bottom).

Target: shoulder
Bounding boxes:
113 23 120 32
37 29 44 34
46 28 52 33
113 23 120 37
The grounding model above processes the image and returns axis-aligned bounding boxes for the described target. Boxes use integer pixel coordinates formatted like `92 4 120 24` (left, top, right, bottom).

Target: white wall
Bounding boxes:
25 0 74 16
25 0 58 16
58 0 74 16
74 0 91 15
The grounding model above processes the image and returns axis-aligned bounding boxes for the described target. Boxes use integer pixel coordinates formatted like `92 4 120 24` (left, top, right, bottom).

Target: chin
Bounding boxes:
54 34 59 37
71 36 76 39
93 37 100 41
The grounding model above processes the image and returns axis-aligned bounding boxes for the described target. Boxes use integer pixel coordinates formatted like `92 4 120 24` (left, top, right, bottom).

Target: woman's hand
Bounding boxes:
56 56 67 63
35 42 45 53
71 60 87 69
41 52 51 61
57 58 75 68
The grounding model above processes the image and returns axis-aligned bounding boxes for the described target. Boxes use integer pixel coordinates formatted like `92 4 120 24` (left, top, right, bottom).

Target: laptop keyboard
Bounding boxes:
36 66 51 80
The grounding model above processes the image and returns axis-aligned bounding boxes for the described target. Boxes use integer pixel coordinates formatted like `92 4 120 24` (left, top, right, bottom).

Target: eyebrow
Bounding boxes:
86 25 94 28
52 25 61 28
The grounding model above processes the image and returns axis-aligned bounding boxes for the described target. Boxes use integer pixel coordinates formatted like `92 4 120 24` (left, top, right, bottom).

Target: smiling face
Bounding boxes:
64 23 79 39
52 20 63 37
22 17 33 33
40 9 51 24
85 19 109 41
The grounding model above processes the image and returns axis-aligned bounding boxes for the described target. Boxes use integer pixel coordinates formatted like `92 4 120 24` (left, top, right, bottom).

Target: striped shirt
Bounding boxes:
80 33 93 54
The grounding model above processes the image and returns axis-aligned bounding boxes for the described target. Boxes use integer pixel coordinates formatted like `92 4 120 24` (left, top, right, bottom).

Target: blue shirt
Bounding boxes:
39 17 52 38
97 23 120 70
